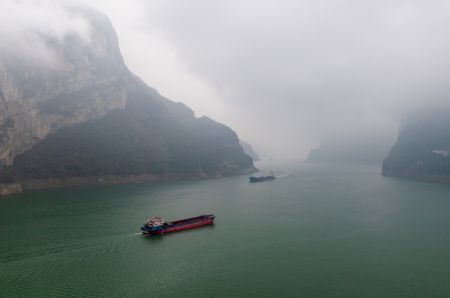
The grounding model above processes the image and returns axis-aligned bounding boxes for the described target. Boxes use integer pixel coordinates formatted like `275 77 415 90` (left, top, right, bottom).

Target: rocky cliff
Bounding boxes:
239 140 260 161
0 8 127 167
0 7 255 195
382 106 450 183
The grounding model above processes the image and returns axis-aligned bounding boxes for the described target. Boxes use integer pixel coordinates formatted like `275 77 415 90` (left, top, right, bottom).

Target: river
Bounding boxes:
1 162 450 297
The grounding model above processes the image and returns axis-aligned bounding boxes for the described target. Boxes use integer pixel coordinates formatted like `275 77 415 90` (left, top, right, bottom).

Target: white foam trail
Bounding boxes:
276 172 290 178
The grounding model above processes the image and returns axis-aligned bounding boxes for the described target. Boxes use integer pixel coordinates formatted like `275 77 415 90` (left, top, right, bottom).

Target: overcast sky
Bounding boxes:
5 0 450 158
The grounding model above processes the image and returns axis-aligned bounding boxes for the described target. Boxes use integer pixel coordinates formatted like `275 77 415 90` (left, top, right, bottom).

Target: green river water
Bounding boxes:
1 162 450 297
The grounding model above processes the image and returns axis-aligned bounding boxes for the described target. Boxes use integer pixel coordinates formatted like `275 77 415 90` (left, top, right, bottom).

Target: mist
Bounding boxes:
0 0 92 67
5 0 450 159
4 2 450 292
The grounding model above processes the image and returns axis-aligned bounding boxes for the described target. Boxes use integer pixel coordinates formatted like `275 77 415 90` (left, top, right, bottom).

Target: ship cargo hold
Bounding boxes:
141 214 215 236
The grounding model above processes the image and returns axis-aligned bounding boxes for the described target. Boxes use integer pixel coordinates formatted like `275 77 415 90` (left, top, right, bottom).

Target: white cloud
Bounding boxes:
133 0 450 157
0 0 91 66
4 0 450 158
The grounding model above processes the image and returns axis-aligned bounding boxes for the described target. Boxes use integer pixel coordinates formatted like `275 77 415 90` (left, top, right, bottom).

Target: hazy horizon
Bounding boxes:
3 0 450 159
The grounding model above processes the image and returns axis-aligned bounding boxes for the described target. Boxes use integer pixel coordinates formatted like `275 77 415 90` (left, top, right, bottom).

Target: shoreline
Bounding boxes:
382 171 450 185
0 169 256 197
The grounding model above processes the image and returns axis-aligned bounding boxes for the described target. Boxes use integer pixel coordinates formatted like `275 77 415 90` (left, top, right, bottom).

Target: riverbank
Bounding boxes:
0 169 256 197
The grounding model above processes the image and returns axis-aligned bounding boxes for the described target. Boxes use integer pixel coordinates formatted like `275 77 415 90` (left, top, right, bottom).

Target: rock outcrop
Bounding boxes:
0 7 128 167
239 140 260 161
382 105 450 183
0 7 255 194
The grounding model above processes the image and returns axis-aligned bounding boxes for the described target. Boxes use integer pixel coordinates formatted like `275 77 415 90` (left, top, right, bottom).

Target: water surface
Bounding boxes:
1 163 450 297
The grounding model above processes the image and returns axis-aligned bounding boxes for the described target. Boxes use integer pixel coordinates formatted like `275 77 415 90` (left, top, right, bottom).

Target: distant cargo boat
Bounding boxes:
249 171 275 183
141 214 215 236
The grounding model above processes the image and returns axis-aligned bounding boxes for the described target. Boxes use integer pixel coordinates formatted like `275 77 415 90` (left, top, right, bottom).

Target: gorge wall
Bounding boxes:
0 7 255 195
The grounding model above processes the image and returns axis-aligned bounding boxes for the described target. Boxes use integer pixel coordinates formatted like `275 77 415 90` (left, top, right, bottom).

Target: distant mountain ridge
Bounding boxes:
0 7 255 195
239 140 260 161
382 105 450 183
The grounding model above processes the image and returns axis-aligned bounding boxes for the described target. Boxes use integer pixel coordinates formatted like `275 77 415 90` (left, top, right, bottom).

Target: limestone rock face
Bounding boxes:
0 6 256 191
0 8 128 167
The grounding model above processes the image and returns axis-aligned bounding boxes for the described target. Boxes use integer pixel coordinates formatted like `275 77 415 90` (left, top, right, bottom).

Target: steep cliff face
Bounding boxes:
0 8 128 167
0 7 255 194
239 140 260 161
382 106 450 183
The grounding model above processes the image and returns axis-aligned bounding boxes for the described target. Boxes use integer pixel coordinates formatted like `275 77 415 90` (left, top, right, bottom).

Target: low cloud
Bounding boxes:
4 0 450 159
135 0 450 157
0 0 91 66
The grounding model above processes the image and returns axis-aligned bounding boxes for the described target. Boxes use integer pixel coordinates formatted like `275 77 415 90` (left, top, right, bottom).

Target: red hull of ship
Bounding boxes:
150 219 214 235
142 215 215 236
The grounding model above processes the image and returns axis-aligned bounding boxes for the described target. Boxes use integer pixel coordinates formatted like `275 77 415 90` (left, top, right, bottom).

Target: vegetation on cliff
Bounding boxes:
382 106 450 182
0 7 255 188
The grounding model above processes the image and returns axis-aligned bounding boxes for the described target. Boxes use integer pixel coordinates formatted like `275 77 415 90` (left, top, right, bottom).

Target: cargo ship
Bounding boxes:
249 171 275 183
141 214 215 236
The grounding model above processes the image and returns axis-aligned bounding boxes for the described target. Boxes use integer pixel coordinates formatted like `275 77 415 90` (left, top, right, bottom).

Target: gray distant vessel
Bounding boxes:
249 171 275 183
